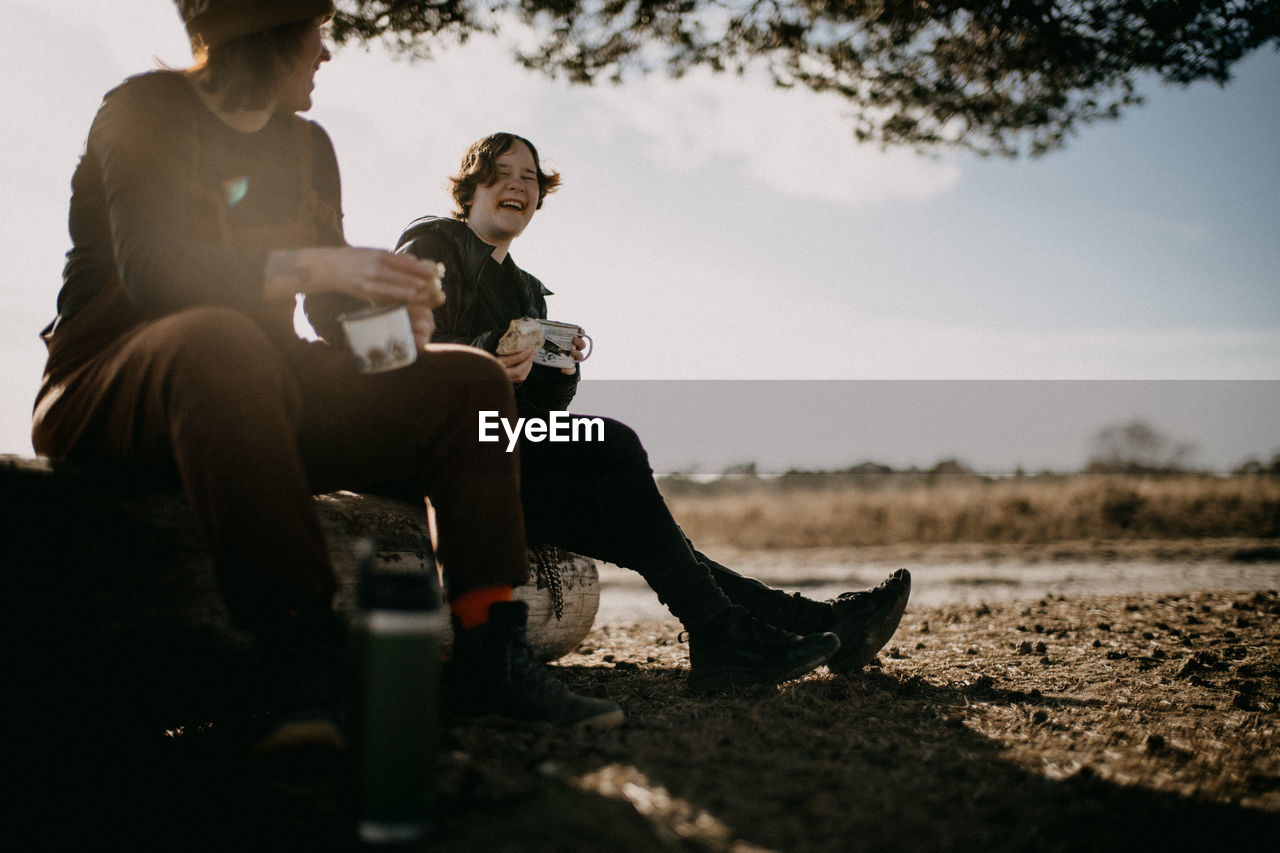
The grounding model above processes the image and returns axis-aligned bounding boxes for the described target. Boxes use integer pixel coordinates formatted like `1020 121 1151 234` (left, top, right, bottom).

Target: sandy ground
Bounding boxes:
422 587 1280 853
15 543 1280 851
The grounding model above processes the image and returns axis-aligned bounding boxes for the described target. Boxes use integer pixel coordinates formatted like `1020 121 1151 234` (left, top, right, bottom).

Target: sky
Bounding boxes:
1 2 1277 472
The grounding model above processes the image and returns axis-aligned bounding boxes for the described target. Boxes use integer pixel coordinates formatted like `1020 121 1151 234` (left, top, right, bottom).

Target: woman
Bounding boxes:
378 133 912 692
34 3 621 742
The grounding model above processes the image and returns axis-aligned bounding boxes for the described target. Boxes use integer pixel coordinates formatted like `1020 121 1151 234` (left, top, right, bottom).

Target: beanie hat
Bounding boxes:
176 0 335 50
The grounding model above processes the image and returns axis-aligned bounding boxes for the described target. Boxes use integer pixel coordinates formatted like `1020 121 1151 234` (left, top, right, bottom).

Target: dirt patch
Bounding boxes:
16 589 1280 850
433 588 1280 852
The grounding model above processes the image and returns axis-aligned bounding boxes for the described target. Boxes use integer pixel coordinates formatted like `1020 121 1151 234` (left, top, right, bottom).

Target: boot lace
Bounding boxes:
531 543 565 620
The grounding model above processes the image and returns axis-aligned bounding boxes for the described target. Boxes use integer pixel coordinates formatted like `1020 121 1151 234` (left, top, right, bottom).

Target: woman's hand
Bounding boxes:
263 247 445 307
406 303 436 351
496 347 536 384
561 332 587 375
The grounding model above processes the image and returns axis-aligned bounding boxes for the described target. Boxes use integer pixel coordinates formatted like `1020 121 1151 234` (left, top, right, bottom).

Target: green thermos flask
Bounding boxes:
350 540 445 846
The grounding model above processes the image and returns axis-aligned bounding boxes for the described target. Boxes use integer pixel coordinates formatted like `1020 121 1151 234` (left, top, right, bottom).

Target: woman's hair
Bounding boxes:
450 133 562 220
190 18 315 112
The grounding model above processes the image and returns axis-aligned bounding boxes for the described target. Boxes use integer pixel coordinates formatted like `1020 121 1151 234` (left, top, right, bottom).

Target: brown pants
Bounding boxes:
34 301 529 628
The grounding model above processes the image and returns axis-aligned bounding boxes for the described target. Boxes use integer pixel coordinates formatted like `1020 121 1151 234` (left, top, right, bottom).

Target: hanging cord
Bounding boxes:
530 543 565 621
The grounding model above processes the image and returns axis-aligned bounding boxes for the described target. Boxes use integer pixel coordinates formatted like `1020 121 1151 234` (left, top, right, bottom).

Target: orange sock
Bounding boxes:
450 585 514 629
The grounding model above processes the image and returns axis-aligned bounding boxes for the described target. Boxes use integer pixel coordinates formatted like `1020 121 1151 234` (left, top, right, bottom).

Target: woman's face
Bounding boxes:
276 17 330 113
466 142 540 248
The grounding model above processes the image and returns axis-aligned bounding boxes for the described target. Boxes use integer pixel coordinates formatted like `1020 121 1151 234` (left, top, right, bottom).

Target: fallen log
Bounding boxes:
1 454 597 731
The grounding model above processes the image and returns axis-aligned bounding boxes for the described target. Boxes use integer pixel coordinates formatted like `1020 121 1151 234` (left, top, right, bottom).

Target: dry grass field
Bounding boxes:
663 473 1280 552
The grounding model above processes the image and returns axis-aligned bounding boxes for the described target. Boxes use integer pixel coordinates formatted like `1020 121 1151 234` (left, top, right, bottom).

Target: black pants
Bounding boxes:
517 413 801 629
34 295 530 630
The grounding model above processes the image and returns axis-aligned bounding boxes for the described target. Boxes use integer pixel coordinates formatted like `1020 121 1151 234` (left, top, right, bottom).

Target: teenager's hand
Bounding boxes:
263 247 445 307
561 332 588 375
496 347 536 384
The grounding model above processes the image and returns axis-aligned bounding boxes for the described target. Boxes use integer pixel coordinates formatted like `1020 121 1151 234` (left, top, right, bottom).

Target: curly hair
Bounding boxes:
450 133 562 220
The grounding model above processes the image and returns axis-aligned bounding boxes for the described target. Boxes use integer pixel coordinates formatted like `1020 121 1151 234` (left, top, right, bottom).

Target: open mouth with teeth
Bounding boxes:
498 199 526 212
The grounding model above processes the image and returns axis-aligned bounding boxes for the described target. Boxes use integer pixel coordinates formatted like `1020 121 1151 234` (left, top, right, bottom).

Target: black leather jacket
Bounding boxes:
393 215 580 414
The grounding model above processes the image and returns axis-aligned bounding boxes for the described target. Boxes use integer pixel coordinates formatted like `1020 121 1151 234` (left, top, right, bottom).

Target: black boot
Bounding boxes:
686 605 840 693
246 609 352 847
443 601 624 729
696 547 832 634
825 569 912 674
701 548 912 676
253 608 350 756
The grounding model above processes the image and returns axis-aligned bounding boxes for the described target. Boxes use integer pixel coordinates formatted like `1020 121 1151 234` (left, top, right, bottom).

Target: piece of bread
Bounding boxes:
496 317 545 354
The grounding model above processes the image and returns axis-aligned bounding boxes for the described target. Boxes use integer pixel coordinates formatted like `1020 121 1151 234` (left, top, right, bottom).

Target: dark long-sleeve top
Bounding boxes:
49 70 344 334
396 216 580 413
306 215 580 413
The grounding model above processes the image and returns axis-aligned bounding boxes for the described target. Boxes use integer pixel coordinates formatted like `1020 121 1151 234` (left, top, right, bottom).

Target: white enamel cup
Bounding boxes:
533 320 593 369
339 304 417 374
